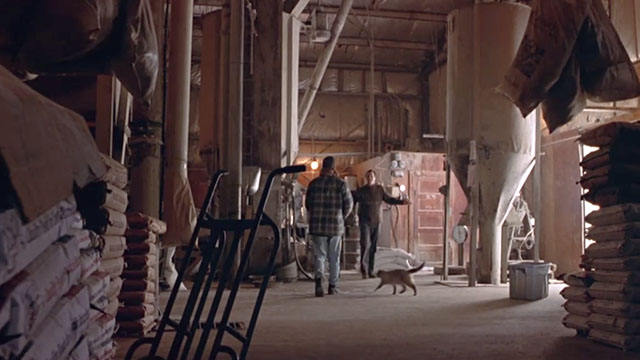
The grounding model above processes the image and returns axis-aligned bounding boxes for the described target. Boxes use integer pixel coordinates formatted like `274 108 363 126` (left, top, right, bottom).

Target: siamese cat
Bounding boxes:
373 262 425 296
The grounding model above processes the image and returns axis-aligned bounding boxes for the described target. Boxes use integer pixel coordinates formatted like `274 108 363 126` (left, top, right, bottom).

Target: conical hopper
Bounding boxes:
446 3 535 284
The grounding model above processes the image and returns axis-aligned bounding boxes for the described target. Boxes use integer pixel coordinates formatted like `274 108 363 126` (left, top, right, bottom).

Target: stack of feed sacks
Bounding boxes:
117 212 166 336
561 270 594 336
0 202 90 359
76 154 129 358
0 62 109 359
579 122 640 352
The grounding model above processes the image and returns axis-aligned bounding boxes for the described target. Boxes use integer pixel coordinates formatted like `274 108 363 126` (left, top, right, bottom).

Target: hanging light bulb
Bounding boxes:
399 184 406 192
310 159 319 170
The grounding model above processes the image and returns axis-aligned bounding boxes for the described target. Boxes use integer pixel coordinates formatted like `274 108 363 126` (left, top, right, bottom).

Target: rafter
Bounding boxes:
300 36 436 51
308 5 447 23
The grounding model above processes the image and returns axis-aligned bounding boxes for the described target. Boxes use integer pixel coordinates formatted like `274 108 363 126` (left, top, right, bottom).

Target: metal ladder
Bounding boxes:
125 165 306 360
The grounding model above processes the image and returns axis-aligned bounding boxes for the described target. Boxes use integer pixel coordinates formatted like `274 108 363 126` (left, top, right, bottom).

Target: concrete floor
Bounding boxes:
116 272 636 360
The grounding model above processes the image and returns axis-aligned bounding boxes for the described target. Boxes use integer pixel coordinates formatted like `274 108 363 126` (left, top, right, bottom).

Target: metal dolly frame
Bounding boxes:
125 165 306 360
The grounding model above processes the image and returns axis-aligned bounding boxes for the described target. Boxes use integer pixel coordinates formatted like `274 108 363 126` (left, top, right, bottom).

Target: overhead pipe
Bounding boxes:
162 0 197 246
298 0 353 131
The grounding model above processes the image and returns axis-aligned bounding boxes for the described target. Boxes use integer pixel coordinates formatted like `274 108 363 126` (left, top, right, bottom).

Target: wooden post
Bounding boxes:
163 0 196 246
442 161 451 281
253 0 283 169
96 75 115 156
469 141 478 287
199 11 223 173
534 107 542 263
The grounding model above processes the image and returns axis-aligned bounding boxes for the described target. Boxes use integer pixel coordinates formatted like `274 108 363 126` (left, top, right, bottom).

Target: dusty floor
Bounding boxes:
116 272 636 360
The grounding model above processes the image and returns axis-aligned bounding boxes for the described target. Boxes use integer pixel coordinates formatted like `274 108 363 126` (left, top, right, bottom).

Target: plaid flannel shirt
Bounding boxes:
305 174 353 237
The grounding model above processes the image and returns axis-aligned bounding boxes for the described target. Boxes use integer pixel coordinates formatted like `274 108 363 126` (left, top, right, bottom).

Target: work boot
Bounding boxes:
328 284 338 295
315 278 324 297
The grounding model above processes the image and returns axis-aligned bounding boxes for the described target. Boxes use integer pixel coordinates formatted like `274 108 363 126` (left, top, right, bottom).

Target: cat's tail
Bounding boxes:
408 262 425 274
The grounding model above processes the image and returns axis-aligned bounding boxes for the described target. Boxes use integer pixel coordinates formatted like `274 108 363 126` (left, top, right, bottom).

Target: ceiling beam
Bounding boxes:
298 60 419 73
194 0 226 5
284 0 311 17
308 5 447 23
197 28 436 52
301 36 435 51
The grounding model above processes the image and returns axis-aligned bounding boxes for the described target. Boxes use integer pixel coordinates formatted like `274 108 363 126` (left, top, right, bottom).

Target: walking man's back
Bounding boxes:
305 157 353 297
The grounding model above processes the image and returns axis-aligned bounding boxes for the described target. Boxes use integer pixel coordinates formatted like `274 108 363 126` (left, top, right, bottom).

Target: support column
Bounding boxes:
129 0 166 219
96 75 115 156
162 0 197 246
227 0 243 220
282 13 300 165
199 11 224 174
253 0 284 169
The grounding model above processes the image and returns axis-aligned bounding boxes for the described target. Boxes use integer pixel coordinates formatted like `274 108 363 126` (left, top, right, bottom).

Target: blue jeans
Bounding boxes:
311 235 341 286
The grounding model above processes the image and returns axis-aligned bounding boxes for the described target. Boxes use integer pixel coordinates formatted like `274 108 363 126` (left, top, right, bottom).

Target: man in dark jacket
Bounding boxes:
353 169 408 278
305 157 353 297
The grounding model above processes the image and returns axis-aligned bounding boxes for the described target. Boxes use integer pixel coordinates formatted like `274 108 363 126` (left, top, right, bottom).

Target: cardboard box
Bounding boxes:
0 65 105 221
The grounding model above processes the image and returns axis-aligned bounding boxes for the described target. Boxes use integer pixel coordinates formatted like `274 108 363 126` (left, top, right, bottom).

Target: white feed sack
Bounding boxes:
373 247 421 274
563 301 591 317
83 271 110 319
100 256 125 279
107 276 123 300
103 182 129 213
100 153 128 190
588 281 640 302
81 248 102 280
86 314 116 360
0 235 81 356
68 336 90 360
105 296 121 318
562 314 590 332
21 285 91 360
105 208 127 236
70 228 93 250
101 235 127 260
0 196 77 285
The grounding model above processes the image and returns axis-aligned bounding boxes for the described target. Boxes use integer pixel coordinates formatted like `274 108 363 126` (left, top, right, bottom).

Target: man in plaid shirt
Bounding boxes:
305 156 353 297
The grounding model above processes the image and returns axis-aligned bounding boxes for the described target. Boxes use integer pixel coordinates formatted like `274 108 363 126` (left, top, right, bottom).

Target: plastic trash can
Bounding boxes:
508 262 551 300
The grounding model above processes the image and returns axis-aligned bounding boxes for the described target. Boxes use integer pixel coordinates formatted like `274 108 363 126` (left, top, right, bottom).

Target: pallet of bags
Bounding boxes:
0 235 82 358
116 290 156 337
578 121 640 352
115 212 165 337
561 271 594 336
117 253 157 337
579 123 640 208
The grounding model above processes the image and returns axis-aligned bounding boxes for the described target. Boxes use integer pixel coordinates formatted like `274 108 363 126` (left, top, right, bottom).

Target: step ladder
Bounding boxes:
125 165 306 360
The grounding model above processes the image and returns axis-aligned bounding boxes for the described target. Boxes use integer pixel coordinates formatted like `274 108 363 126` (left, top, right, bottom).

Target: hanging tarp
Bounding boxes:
499 0 640 132
2 0 158 102
0 65 105 221
17 0 120 70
